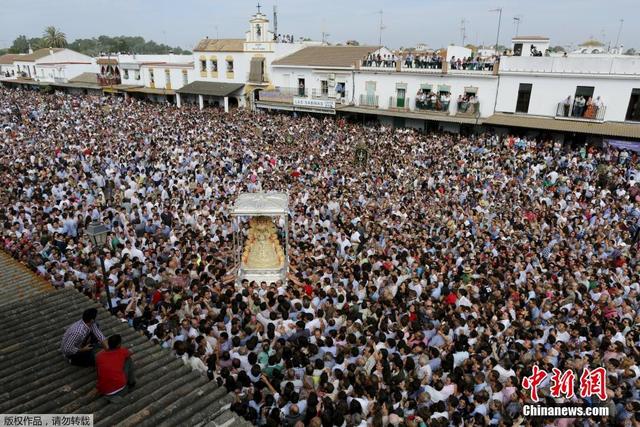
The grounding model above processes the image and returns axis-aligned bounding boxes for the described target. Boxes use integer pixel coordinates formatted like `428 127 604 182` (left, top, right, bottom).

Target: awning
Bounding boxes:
464 86 478 94
420 84 433 90
249 57 265 83
110 84 143 91
177 81 244 97
126 86 175 95
438 84 451 92
484 113 640 139
231 192 289 216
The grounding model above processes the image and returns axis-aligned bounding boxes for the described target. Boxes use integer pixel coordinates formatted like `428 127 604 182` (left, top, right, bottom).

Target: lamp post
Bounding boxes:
86 219 113 311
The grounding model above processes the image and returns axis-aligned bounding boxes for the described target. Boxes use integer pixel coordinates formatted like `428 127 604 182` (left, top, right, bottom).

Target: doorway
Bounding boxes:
298 78 305 96
396 88 406 108
516 83 532 113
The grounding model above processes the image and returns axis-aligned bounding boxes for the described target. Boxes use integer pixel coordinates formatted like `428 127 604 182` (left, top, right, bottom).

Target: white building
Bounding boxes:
181 9 307 111
1 48 97 83
511 36 550 57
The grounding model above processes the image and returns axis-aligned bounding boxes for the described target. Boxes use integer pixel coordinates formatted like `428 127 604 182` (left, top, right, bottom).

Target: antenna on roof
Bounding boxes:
460 18 467 46
378 10 386 46
614 18 623 50
273 5 278 40
513 15 523 37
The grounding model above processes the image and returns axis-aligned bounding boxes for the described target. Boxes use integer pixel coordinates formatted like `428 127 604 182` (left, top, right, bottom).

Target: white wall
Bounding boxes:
495 73 639 121
500 55 640 75
353 70 498 117
270 66 352 100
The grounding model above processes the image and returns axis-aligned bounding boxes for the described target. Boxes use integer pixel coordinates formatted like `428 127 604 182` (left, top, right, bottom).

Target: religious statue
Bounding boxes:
242 216 285 269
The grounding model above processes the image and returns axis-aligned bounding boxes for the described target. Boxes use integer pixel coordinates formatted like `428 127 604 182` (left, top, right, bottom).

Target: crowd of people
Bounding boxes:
1 86 640 427
449 56 498 72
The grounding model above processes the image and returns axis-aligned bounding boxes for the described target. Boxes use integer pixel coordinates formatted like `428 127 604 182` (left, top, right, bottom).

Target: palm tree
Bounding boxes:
42 26 67 48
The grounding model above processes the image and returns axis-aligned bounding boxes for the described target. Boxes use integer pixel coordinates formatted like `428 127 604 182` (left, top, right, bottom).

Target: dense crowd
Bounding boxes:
1 86 640 427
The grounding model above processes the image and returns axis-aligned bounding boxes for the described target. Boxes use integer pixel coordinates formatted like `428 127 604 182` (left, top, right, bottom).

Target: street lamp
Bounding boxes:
86 219 113 311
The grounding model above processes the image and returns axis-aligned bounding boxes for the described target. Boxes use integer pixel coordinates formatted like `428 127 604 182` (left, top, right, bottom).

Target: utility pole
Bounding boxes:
378 10 386 46
489 8 503 55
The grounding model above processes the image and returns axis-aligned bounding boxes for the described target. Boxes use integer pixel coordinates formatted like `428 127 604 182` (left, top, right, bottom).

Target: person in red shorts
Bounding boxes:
96 334 136 397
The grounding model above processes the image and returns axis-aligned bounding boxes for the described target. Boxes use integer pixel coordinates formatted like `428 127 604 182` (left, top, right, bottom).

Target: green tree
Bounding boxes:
9 35 29 53
42 26 68 48
624 48 637 56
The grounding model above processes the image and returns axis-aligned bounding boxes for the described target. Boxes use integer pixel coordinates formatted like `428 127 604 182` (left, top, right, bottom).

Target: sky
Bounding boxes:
0 0 638 51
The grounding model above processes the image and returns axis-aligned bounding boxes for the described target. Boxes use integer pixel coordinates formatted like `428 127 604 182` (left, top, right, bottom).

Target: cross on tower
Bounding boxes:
257 1 261 14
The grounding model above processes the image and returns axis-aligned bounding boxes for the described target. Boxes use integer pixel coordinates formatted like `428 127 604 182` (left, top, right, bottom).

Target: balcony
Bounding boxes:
456 100 480 117
415 98 450 114
97 75 121 87
359 94 379 108
389 96 410 111
556 102 606 122
256 87 308 103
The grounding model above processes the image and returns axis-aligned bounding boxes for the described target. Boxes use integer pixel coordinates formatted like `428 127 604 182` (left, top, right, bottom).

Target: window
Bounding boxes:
149 69 155 85
513 43 523 56
200 59 207 72
516 83 532 113
321 80 328 96
211 59 218 72
572 86 594 117
226 59 234 72
134 70 140 80
626 89 640 121
298 78 305 96
123 69 129 79
182 70 188 86
165 69 171 88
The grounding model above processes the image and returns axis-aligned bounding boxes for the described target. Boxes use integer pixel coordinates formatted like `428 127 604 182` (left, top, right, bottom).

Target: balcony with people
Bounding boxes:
400 53 444 73
362 53 399 70
556 95 606 122
448 55 497 74
414 86 451 114
455 92 480 117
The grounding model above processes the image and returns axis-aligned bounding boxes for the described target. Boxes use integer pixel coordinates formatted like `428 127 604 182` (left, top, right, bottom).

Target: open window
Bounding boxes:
516 83 532 113
572 86 595 118
513 43 523 56
626 88 640 121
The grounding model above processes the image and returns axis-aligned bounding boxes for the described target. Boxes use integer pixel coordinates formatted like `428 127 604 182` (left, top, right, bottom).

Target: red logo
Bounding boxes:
550 368 576 399
522 365 548 402
522 366 607 402
579 367 607 401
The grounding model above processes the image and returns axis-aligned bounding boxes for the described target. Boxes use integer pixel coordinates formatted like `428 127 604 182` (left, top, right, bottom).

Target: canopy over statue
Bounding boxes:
231 192 289 285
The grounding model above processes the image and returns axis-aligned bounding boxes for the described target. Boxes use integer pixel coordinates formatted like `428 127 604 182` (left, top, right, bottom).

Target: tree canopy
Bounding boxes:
6 29 191 55
42 26 68 48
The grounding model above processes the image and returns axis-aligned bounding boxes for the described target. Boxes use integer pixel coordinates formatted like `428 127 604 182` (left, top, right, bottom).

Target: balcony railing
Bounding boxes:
556 102 606 121
389 96 410 111
359 94 379 108
97 75 121 86
456 100 480 116
449 61 496 72
415 97 450 113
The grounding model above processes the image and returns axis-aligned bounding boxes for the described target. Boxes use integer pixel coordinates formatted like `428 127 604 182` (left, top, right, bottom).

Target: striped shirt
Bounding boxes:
60 319 106 356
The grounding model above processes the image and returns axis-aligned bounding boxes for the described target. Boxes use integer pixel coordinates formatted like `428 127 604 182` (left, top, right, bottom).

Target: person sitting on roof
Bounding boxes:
60 307 107 367
96 334 136 397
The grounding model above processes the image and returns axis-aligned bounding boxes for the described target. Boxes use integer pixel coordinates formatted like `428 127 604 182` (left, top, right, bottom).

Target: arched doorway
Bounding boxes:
253 88 263 101
228 97 239 109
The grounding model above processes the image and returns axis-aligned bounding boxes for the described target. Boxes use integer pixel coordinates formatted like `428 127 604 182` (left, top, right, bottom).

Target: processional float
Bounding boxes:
230 192 289 285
